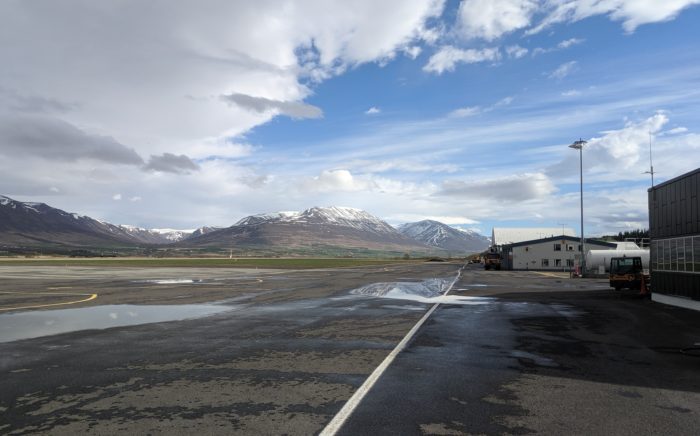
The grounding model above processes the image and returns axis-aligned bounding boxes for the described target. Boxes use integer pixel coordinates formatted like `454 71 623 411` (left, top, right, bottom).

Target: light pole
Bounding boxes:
569 138 587 276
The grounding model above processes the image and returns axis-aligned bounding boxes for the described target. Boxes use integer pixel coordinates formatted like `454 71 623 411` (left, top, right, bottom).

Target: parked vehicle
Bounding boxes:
609 256 649 291
484 253 501 270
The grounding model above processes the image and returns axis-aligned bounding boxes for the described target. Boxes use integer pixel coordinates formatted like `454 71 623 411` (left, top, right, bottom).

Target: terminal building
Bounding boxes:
648 168 700 311
500 235 616 271
491 227 616 271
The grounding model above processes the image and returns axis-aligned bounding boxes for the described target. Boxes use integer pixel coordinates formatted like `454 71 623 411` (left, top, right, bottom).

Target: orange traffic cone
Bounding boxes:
639 275 649 296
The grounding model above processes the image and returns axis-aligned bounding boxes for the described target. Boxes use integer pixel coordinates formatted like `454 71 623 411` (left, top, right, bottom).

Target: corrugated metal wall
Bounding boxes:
649 168 700 301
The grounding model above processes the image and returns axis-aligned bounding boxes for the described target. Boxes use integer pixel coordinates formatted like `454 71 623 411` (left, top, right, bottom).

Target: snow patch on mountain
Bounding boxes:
117 225 196 242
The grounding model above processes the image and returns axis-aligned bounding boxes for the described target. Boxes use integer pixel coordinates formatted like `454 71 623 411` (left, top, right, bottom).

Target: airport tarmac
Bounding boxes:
1 262 699 435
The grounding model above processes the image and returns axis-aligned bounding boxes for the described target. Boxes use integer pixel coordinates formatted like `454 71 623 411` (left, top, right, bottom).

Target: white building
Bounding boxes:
492 227 576 248
501 235 616 271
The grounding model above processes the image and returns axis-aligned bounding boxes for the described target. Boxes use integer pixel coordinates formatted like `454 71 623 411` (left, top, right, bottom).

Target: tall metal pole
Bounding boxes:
569 139 587 276
579 144 585 275
648 131 655 187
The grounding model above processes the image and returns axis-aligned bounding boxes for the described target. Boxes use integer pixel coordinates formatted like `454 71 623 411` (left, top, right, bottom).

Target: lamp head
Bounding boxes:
569 138 587 150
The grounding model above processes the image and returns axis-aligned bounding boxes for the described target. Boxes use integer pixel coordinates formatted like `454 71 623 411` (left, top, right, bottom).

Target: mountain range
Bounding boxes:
0 195 489 255
398 220 490 253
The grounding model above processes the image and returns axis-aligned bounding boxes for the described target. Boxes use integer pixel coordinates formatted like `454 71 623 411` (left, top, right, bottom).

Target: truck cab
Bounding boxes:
484 252 502 270
609 256 648 291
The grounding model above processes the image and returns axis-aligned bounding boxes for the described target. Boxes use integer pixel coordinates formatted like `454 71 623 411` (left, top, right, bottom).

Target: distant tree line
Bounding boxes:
600 229 649 241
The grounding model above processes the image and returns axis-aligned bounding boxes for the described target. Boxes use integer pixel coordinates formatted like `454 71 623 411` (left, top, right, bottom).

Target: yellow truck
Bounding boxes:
484 252 502 270
609 256 649 292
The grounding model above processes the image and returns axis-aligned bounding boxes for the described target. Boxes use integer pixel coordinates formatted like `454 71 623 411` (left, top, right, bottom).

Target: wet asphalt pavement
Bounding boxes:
341 266 700 435
1 262 700 435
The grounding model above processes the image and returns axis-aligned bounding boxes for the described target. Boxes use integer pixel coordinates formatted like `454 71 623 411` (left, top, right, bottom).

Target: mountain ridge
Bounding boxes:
398 219 489 253
0 195 488 256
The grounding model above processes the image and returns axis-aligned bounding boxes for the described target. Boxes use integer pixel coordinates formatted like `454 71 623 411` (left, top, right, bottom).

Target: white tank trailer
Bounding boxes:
586 249 650 273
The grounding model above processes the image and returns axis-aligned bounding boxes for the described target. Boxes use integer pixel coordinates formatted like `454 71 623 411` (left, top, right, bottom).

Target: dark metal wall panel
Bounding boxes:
648 169 700 239
649 169 700 301
653 271 700 300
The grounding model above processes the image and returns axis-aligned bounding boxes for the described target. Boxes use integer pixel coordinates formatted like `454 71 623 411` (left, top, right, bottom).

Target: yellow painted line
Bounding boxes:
0 291 98 311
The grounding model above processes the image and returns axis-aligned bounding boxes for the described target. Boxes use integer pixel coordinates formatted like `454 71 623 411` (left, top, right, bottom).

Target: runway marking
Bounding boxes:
320 265 465 436
532 271 569 278
0 291 98 312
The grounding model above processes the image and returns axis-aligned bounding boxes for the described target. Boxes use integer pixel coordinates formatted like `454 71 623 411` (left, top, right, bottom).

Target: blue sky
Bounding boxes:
1 1 699 236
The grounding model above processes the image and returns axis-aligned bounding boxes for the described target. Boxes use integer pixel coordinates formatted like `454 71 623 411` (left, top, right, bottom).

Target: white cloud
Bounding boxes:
549 61 578 79
660 126 688 136
495 96 514 106
506 45 528 59
303 170 373 193
221 93 323 120
0 0 445 162
588 112 668 167
449 96 512 117
558 37 585 49
533 37 585 56
424 46 500 74
438 172 556 202
143 153 200 174
561 89 582 97
365 107 381 115
129 196 142 202
449 106 482 118
49 186 60 193
528 0 700 35
546 111 672 179
112 194 122 201
347 159 459 174
457 0 538 40
403 46 423 59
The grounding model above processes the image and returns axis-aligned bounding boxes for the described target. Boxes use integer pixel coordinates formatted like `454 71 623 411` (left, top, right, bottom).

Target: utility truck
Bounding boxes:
484 252 502 270
609 256 649 292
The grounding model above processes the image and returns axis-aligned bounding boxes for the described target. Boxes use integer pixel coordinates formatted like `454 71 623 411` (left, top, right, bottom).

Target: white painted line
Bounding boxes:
320 265 464 436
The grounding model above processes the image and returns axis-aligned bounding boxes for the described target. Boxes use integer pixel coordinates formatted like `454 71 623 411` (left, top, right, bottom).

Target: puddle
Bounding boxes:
349 279 494 306
0 304 233 343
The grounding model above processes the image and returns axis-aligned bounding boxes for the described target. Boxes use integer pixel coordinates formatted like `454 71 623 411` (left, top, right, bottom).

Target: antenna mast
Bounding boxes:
644 131 655 186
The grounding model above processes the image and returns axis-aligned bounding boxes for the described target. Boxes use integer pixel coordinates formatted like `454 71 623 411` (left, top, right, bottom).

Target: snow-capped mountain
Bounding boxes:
116 225 195 244
0 195 138 247
0 195 206 248
234 206 396 234
183 206 435 253
188 226 222 238
398 220 490 253
1 196 462 256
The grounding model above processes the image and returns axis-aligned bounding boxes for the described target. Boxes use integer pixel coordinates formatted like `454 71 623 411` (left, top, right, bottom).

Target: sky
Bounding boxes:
1 0 699 236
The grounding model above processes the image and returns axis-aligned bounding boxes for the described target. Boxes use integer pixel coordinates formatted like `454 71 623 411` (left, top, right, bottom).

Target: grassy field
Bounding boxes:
0 257 435 269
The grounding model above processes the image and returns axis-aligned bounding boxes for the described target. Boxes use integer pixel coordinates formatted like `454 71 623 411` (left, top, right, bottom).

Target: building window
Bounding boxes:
578 245 582 252
554 243 561 251
541 259 549 267
566 259 574 267
652 236 700 274
555 259 562 267
566 245 574 251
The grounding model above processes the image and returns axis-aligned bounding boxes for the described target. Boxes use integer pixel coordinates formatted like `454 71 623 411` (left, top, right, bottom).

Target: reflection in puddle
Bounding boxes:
0 304 233 343
350 279 494 305
138 279 205 285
